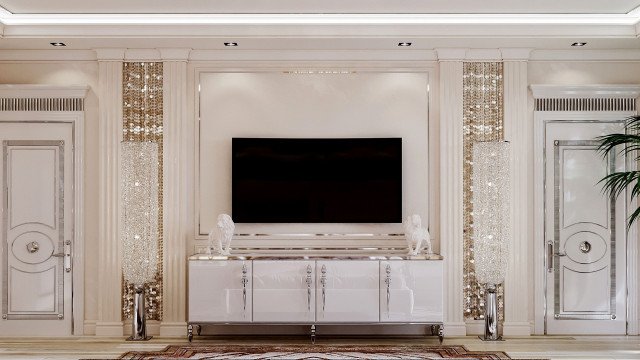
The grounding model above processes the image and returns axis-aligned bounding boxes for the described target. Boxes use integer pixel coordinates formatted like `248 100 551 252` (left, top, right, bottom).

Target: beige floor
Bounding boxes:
0 336 637 359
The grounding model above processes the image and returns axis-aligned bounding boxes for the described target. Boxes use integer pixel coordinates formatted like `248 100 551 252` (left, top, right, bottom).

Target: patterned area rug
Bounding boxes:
118 344 511 359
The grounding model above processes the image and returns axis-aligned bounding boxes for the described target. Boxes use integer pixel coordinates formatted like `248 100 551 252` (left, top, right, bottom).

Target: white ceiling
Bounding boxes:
0 0 639 52
1 0 639 14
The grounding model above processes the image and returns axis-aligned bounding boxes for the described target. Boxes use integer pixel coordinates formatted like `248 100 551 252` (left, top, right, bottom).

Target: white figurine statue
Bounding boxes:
403 214 432 256
208 214 235 256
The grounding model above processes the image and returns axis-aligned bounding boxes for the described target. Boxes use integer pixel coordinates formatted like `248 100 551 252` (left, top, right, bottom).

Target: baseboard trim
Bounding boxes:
95 321 124 336
443 322 467 336
464 320 484 335
503 321 532 336
83 320 97 335
160 322 188 337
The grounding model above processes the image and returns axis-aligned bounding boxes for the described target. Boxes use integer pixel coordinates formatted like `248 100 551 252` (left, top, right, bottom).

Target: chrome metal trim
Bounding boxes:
385 264 391 314
189 253 443 261
306 264 312 312
320 265 327 313
241 263 248 313
553 140 616 319
0 98 84 112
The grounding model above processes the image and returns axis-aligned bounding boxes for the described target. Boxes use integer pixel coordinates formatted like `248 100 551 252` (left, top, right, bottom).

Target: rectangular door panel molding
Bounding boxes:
3 141 65 321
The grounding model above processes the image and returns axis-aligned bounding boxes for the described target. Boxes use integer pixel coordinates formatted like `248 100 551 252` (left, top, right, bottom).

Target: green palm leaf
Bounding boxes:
596 115 640 229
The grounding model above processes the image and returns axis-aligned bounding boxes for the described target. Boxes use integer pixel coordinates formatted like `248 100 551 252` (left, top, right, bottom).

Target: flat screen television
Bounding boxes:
232 138 402 223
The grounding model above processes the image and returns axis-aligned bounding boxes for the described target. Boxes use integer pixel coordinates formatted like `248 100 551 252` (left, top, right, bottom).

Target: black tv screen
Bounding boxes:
232 138 402 223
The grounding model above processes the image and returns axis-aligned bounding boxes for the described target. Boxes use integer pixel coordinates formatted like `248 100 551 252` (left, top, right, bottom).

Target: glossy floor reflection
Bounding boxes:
0 336 637 359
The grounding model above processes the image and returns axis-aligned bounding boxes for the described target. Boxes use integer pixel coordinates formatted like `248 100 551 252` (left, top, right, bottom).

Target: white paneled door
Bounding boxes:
0 122 73 336
544 121 627 334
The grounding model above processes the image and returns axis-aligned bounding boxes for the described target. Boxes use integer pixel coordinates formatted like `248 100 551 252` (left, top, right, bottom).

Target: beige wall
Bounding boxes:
0 58 638 336
198 71 431 237
0 61 100 329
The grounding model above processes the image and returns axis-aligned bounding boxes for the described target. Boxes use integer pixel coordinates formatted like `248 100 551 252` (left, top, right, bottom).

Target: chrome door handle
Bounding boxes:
306 264 313 311
385 264 391 314
52 240 71 272
320 264 327 312
241 264 248 312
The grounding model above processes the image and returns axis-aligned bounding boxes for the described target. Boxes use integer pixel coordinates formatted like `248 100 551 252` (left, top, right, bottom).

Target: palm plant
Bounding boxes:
597 115 640 229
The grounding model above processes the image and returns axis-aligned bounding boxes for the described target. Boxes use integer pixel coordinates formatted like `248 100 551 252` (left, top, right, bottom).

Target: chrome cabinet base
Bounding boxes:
187 322 444 344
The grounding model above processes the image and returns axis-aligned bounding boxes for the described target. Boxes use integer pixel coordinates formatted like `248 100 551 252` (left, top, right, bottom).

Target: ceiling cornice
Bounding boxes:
0 12 638 25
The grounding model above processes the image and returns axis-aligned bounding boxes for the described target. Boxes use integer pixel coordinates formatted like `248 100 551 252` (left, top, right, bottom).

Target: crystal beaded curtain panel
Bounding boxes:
462 62 505 321
122 62 164 321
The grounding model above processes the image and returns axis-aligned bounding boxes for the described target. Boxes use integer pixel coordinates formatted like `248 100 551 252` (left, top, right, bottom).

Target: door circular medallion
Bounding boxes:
563 231 606 265
579 241 591 254
26 241 39 253
11 231 54 264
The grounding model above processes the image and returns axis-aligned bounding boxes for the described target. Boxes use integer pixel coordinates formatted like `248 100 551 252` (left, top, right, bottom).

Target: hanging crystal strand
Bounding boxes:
463 62 505 321
121 62 164 322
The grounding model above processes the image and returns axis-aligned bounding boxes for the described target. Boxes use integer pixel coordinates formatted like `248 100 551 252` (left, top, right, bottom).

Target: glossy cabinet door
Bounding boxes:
188 260 252 322
316 260 379 322
253 260 315 322
379 260 443 322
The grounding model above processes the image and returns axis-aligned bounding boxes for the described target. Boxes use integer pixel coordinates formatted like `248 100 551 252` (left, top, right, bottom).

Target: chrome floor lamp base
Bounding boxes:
126 285 152 341
478 283 503 341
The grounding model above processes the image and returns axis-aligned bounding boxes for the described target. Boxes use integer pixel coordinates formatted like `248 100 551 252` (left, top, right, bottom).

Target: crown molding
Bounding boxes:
1 23 637 39
0 84 89 98
189 49 438 62
530 84 640 99
435 48 467 61
124 49 161 61
159 48 192 61
0 50 97 61
94 48 126 61
435 48 532 61
0 13 638 26
530 49 640 61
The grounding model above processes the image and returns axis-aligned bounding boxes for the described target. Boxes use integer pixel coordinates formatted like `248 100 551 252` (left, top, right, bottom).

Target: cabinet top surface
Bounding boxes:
188 254 443 261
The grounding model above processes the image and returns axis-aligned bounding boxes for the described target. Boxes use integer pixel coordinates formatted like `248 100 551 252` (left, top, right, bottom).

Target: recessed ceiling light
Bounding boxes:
50 42 66 47
224 42 238 47
571 42 587 47
398 42 412 47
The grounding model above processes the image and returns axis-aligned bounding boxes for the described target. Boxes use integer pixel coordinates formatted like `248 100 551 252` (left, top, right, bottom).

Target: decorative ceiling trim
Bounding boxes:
530 84 640 99
0 84 89 98
435 48 532 61
0 13 638 26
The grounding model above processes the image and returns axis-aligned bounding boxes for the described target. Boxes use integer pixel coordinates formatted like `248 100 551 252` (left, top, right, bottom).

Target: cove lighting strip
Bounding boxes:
0 11 638 26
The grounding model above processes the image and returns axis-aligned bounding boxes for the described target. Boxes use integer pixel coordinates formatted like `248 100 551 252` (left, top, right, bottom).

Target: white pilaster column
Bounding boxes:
438 57 467 336
160 49 191 336
503 58 532 336
96 49 125 336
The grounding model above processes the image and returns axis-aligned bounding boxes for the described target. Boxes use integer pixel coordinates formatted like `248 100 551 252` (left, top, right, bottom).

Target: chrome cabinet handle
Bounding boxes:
547 242 553 273
241 264 248 312
385 264 391 313
555 252 567 257
52 240 72 273
320 264 327 312
306 264 313 311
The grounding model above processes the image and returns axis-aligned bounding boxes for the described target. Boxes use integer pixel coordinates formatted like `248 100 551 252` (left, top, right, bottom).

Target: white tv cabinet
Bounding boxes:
187 255 444 343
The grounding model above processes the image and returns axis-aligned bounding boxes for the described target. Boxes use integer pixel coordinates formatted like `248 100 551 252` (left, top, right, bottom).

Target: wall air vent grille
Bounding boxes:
0 98 84 112
535 98 636 112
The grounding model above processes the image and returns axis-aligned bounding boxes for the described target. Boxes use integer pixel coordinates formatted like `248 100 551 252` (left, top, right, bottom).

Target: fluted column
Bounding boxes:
160 49 191 336
438 59 466 336
96 49 125 336
503 59 531 336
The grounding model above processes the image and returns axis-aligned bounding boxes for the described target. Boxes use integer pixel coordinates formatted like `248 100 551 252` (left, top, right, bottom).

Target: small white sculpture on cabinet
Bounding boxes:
208 214 235 256
403 214 432 256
